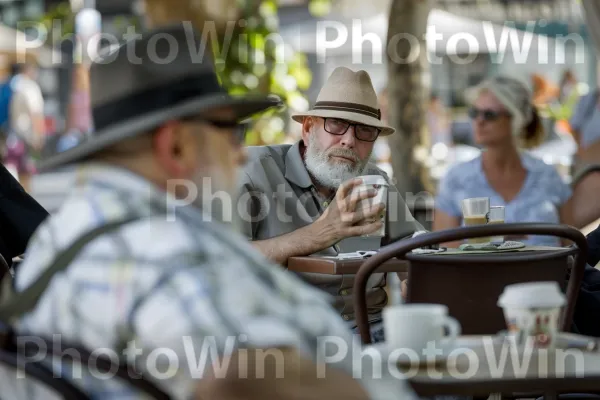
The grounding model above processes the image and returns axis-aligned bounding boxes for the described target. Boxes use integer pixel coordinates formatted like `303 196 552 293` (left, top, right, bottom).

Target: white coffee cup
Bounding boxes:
351 175 389 237
383 304 461 354
497 281 566 349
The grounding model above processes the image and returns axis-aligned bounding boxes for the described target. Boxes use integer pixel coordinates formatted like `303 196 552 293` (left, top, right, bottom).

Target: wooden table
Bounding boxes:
287 255 408 275
364 334 600 398
287 246 564 275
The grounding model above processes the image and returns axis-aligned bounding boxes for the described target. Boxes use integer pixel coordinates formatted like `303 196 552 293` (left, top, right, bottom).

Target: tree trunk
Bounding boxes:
386 0 431 198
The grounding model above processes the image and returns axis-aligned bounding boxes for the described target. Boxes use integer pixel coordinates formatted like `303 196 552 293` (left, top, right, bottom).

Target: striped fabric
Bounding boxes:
0 163 415 400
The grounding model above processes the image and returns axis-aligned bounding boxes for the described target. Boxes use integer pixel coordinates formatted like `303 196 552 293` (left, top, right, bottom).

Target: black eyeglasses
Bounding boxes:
183 116 247 144
323 118 381 142
468 107 511 122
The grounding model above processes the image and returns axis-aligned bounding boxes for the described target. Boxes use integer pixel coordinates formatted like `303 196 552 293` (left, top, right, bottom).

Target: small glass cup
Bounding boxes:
462 197 490 244
487 206 505 244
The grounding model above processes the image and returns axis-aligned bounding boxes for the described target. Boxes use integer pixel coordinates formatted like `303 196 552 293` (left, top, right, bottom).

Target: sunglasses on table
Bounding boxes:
323 118 381 142
467 107 511 122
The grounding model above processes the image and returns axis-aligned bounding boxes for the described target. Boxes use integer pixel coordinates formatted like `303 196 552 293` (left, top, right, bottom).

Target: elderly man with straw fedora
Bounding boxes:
0 26 417 400
238 67 424 342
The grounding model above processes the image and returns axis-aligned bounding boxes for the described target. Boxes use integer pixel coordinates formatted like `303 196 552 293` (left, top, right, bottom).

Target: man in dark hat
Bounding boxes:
2 24 416 400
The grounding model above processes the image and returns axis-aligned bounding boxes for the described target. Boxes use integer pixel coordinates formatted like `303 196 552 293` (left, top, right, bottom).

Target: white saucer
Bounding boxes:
366 336 504 367
367 340 459 366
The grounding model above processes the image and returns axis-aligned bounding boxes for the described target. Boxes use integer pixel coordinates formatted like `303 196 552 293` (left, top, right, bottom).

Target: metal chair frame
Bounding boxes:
354 223 588 344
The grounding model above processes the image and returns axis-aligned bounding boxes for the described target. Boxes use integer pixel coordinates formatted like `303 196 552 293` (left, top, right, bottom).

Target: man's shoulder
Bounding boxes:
246 143 293 164
242 143 295 181
20 200 334 306
17 201 249 291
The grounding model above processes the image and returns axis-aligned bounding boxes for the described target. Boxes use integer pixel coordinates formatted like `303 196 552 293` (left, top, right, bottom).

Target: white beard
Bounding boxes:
304 134 369 189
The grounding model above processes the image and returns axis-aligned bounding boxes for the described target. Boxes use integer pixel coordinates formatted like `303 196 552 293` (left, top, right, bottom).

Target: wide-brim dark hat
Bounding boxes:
37 23 283 172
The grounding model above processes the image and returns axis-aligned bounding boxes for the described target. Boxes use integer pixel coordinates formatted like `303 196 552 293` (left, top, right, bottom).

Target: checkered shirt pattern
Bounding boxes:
0 163 415 400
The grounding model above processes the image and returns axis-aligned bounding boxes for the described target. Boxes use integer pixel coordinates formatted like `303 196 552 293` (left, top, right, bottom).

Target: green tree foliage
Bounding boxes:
38 3 141 50
214 0 331 145
39 0 331 145
37 2 74 46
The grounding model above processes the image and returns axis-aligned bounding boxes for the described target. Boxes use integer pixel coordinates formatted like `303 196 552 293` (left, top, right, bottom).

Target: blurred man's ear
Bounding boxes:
301 117 316 143
153 121 198 179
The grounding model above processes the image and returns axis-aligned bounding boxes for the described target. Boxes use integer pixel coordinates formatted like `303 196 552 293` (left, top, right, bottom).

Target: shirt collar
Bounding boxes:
61 163 191 220
51 163 237 230
70 163 166 199
284 140 313 189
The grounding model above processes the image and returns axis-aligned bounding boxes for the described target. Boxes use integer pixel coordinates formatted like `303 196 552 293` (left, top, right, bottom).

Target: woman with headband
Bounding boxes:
433 75 574 247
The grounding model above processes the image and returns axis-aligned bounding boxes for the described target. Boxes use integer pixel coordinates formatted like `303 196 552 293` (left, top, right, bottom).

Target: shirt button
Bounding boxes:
340 289 349 296
342 314 350 321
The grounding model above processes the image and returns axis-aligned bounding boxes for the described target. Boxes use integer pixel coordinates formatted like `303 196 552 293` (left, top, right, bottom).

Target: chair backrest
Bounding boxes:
14 335 171 400
0 347 90 400
405 248 574 335
409 374 600 399
354 223 588 344
0 253 10 283
571 163 600 229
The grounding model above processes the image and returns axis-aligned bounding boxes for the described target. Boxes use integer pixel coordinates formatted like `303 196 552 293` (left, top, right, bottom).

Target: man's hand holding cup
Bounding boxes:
314 177 387 248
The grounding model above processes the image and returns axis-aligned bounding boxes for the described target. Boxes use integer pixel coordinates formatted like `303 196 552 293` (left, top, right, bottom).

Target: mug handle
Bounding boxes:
441 316 462 339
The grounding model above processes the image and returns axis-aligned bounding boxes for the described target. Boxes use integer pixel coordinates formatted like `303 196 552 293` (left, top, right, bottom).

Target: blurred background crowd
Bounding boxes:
0 0 597 226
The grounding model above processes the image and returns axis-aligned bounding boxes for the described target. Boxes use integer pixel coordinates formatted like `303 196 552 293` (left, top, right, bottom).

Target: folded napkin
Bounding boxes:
325 251 377 260
459 241 526 251
411 247 447 254
410 230 444 253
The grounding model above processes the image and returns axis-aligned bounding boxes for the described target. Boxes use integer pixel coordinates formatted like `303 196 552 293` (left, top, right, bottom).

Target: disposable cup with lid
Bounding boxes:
497 281 566 309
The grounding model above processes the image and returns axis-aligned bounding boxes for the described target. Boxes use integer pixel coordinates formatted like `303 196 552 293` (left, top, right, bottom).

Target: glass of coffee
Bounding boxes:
461 197 490 244
488 206 505 244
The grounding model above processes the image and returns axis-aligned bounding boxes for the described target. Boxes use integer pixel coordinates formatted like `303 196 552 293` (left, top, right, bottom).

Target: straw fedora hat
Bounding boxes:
37 23 282 172
291 67 394 136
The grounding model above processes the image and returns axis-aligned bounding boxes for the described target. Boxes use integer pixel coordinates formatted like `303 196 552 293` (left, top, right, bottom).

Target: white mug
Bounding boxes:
383 304 461 352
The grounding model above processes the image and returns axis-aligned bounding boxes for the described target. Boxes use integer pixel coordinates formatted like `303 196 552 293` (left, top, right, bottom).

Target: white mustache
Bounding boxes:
327 149 360 162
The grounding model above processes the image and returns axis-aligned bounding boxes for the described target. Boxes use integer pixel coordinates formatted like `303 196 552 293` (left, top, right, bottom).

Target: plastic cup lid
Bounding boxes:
497 281 566 308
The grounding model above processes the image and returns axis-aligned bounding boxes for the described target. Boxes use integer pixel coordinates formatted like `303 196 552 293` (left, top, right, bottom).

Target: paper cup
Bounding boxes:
498 282 566 349
351 175 389 237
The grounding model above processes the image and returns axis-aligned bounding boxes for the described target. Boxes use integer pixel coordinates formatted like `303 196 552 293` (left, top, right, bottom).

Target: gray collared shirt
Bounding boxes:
237 141 424 327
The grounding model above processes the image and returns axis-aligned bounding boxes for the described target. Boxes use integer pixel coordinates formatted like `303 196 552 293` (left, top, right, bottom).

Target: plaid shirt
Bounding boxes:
1 164 415 400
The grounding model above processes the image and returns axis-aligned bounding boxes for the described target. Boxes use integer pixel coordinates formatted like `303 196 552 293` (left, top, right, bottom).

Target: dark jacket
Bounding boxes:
587 225 600 267
0 164 49 265
573 224 600 337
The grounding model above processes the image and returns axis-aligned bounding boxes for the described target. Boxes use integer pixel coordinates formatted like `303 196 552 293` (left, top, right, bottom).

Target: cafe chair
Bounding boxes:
536 395 600 400
410 376 600 400
571 163 600 229
354 223 587 344
0 346 90 399
0 253 10 283
12 334 171 400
